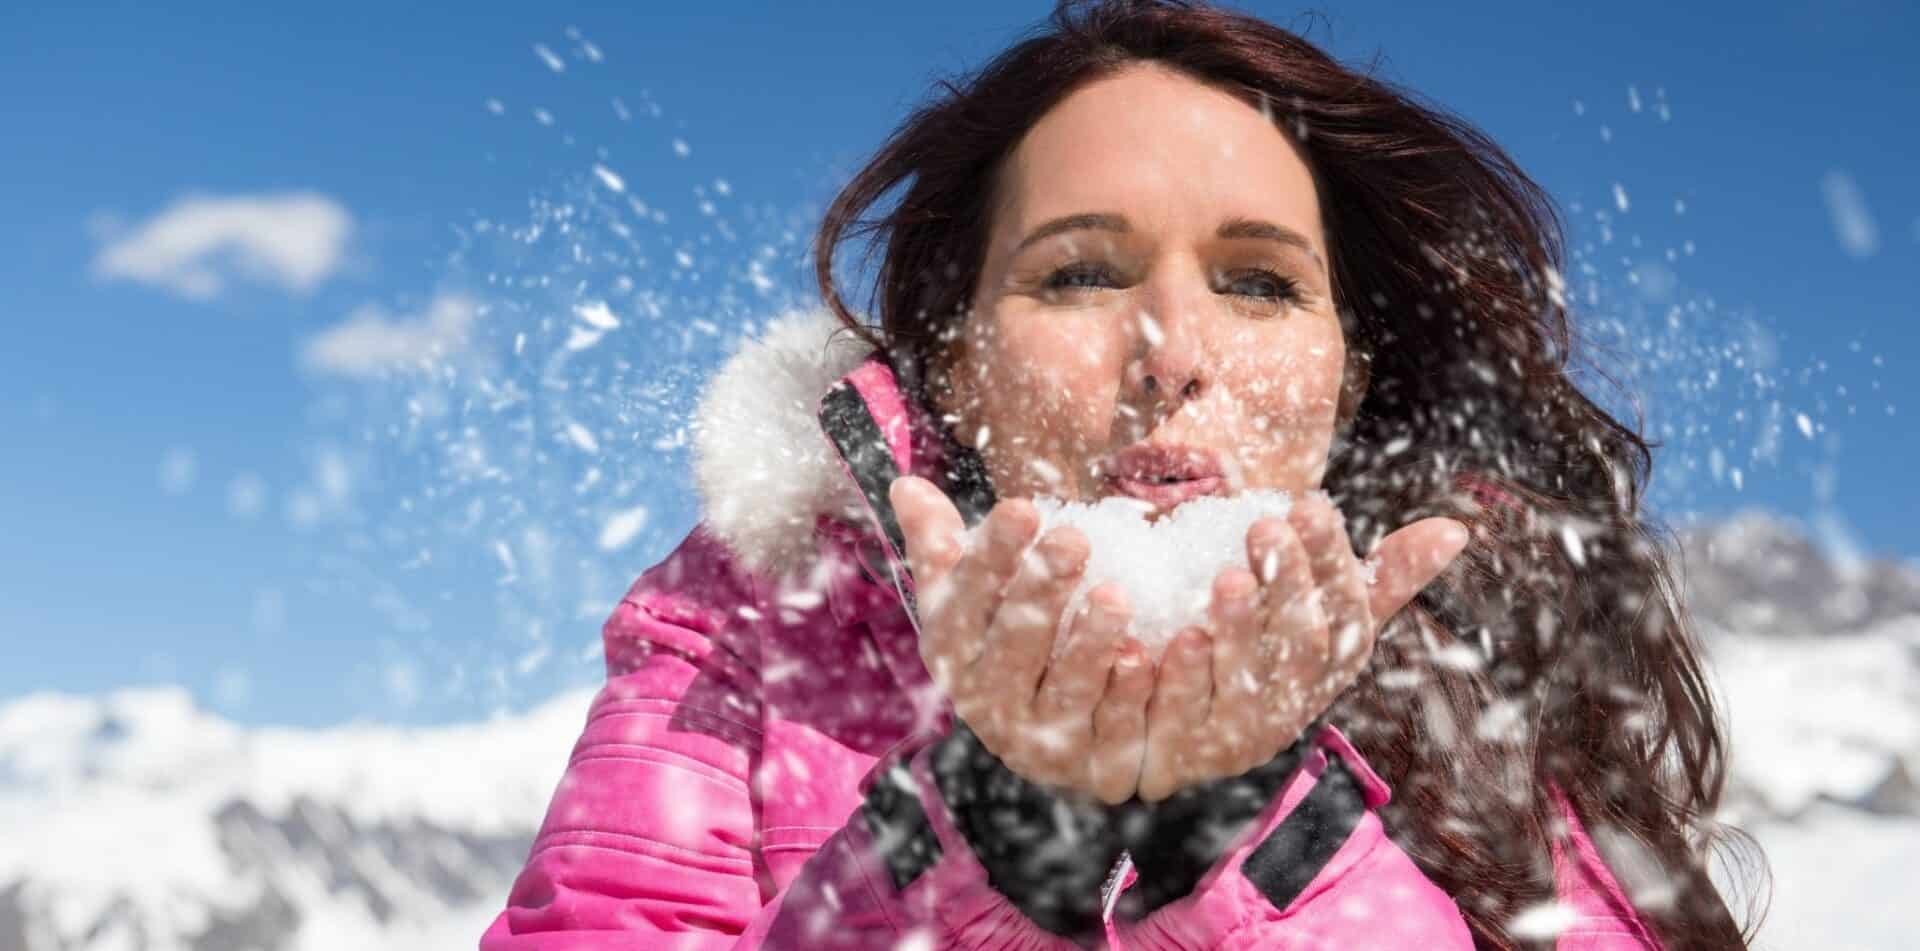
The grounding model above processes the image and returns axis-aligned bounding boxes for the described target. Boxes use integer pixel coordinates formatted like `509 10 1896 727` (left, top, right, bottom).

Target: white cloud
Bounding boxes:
92 192 351 299
1820 170 1879 258
300 293 479 378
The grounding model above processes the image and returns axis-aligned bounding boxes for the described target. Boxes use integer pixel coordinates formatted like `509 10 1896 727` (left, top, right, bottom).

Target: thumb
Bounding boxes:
1365 517 1470 626
889 475 965 586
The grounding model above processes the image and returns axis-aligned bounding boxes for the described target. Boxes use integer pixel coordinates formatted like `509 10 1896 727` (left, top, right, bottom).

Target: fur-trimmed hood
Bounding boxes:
689 308 897 577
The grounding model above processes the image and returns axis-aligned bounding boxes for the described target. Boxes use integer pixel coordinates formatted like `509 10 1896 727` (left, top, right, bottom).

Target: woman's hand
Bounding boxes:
1134 494 1470 802
891 475 1155 805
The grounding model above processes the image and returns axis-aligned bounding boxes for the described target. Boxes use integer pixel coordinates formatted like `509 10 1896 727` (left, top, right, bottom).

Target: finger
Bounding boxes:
1248 517 1331 748
1029 584 1126 781
1034 582 1128 722
1139 627 1213 802
1206 567 1262 707
1364 517 1471 626
892 476 968 693
1246 516 1321 670
941 499 1040 670
977 525 1089 715
889 476 965 588
1205 567 1263 772
1245 516 1292 586
1289 495 1372 669
1090 637 1152 805
941 501 1044 742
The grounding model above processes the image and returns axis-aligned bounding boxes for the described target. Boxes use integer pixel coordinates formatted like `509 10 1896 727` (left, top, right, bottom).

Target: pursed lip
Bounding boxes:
1101 442 1227 510
1105 474 1226 509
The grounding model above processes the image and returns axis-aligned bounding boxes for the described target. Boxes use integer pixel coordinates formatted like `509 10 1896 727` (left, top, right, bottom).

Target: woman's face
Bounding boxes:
937 63 1355 515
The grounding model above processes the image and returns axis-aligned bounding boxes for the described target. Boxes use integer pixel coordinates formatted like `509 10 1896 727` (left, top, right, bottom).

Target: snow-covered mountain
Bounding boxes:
0 687 591 951
1678 512 1920 822
1679 511 1920 638
1 510 1915 950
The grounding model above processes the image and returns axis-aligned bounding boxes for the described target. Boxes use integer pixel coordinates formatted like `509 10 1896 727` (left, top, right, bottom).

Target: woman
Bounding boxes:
481 1 1759 947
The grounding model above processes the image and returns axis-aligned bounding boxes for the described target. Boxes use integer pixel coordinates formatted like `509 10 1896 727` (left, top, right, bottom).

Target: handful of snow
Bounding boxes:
966 490 1296 659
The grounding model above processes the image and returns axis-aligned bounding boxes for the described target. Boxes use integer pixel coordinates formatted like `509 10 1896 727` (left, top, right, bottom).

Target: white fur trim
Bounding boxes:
691 308 876 575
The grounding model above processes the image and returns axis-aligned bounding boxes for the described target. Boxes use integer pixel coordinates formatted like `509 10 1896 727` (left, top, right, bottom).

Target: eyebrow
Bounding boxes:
1014 212 1324 265
1014 212 1130 254
1216 215 1324 265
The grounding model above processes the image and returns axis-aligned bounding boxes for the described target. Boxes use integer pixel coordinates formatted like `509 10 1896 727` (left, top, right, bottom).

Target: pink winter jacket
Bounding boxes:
480 310 1662 950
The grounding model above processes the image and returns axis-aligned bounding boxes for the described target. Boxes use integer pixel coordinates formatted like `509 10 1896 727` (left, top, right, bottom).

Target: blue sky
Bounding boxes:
1 0 1914 726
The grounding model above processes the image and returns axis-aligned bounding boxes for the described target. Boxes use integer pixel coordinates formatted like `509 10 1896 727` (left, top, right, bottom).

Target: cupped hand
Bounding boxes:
1134 493 1470 802
890 475 1155 805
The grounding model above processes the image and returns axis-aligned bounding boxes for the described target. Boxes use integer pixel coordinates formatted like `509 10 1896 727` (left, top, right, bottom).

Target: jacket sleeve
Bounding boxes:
481 529 768 950
733 729 1094 950
1547 787 1665 950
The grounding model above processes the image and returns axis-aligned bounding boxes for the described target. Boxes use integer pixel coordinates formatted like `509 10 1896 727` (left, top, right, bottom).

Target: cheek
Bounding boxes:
1221 323 1347 429
975 313 1128 419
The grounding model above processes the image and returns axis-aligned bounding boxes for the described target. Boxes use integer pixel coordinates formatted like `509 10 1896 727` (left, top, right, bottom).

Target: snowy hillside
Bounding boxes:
0 687 592 951
1 510 1916 950
1704 616 1920 950
1681 513 1920 949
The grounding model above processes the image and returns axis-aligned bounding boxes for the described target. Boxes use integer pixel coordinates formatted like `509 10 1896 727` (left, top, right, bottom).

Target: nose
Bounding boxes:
1126 269 1208 409
1141 368 1200 400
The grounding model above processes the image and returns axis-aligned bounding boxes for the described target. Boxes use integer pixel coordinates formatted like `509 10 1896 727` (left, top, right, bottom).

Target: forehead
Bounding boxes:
994 64 1323 246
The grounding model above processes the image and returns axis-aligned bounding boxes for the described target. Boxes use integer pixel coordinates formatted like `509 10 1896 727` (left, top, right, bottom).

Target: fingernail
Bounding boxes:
1223 569 1257 602
991 505 1035 545
1039 537 1080 576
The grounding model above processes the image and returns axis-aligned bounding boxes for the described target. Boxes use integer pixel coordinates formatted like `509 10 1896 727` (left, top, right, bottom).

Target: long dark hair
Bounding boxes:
811 1 1765 947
